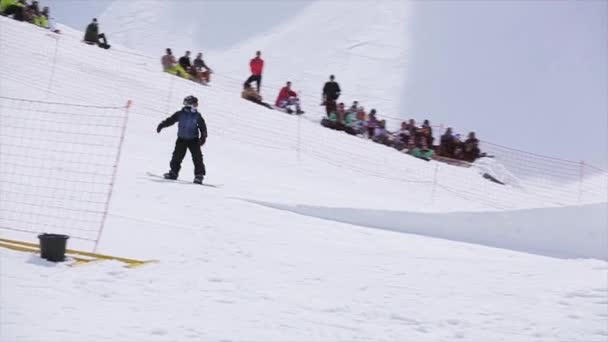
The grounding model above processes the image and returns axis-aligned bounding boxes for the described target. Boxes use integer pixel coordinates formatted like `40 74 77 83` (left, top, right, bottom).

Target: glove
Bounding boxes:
156 124 162 133
199 137 206 146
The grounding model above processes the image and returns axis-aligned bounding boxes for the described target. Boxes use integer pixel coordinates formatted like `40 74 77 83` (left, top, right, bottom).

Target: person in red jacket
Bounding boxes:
244 51 264 93
275 81 303 114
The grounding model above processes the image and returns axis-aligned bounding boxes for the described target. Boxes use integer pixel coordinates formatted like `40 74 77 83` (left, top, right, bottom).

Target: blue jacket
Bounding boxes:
158 107 207 140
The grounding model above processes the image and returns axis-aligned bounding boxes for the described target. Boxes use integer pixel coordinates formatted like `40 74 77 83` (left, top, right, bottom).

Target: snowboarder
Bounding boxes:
156 95 208 184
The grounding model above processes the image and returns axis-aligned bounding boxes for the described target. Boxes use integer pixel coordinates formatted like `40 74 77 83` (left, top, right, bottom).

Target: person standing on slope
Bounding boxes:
156 96 208 184
322 74 341 116
244 50 264 93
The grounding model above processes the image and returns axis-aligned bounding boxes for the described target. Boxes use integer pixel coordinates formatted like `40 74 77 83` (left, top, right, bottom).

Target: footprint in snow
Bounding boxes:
150 328 168 336
453 331 465 339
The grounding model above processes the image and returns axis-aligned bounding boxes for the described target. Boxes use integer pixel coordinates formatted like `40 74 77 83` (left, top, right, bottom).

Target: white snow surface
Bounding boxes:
1 9 608 342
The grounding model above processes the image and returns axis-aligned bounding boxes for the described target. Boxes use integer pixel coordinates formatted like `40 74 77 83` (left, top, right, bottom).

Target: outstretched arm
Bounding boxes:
156 112 180 133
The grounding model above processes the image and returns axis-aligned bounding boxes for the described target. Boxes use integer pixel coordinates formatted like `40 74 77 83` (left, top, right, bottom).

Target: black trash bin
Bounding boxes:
38 234 70 262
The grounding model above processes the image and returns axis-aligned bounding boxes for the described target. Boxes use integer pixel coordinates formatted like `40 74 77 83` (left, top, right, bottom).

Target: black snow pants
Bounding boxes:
244 75 262 93
169 138 205 177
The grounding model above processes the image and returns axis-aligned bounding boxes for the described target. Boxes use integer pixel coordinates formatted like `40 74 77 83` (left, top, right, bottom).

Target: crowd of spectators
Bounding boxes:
318 75 485 164
3 1 488 168
1 0 58 33
161 48 213 85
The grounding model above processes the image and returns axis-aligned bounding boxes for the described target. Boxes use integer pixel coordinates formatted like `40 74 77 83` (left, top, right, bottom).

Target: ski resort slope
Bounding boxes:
100 0 410 121
1 14 608 342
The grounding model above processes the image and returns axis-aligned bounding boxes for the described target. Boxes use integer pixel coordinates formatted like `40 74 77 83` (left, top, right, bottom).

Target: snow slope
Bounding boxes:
100 0 410 121
1 13 607 342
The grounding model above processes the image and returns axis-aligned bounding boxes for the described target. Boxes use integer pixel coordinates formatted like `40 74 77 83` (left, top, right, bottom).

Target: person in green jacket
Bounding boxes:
410 138 434 161
33 6 48 28
2 0 25 21
0 0 16 13
342 111 358 135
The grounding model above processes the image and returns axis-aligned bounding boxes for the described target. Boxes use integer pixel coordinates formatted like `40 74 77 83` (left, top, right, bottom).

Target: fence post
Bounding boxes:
94 100 132 252
578 160 585 204
165 76 175 114
45 34 60 100
431 162 439 205
296 113 302 162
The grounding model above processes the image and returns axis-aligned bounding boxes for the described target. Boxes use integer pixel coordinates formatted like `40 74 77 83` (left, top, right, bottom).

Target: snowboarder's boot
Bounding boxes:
163 171 178 180
193 175 204 184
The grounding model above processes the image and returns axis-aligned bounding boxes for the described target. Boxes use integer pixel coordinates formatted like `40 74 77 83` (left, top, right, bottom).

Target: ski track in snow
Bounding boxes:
1 5 608 341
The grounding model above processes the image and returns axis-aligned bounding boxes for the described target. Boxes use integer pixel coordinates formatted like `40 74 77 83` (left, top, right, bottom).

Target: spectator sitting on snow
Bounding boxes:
342 110 360 136
84 18 110 49
439 127 456 158
421 119 434 147
410 138 434 161
397 121 411 145
372 120 391 145
275 81 303 114
192 52 213 84
0 0 16 15
161 48 176 71
2 0 26 21
320 110 354 135
161 48 190 79
336 102 347 123
349 101 359 114
463 132 483 162
464 131 479 145
351 107 367 135
365 109 379 138
33 5 47 28
407 118 420 141
453 133 465 160
321 111 340 130
179 51 192 71
392 122 411 151
35 6 57 32
242 84 273 110
24 0 38 23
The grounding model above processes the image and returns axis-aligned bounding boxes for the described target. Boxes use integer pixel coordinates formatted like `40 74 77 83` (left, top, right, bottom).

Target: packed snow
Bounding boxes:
1 2 607 341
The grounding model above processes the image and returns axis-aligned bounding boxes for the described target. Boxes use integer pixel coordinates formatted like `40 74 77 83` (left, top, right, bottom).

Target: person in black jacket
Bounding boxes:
83 18 110 49
179 51 192 72
192 52 213 84
463 132 482 162
322 75 341 116
157 95 208 184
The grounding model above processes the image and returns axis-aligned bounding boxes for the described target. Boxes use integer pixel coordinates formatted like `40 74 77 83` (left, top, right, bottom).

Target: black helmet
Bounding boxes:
183 95 198 107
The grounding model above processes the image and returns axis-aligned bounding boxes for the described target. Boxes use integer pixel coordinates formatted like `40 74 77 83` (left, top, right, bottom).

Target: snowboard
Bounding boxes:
272 106 305 115
145 172 221 188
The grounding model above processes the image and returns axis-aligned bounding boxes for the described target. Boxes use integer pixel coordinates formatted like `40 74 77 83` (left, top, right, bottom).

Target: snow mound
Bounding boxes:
250 201 608 260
